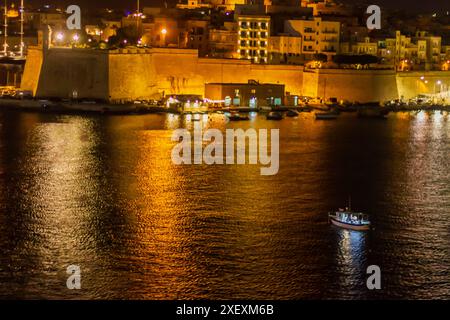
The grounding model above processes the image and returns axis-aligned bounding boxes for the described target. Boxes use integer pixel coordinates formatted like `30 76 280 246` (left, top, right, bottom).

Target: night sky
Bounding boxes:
26 0 450 13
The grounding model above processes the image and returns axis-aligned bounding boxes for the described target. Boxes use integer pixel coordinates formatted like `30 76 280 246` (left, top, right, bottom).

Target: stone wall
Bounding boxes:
20 47 43 95
302 68 399 102
396 71 450 100
21 46 449 103
22 47 109 100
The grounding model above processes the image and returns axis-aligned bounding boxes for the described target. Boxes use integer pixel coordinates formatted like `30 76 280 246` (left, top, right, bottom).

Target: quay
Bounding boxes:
0 97 449 116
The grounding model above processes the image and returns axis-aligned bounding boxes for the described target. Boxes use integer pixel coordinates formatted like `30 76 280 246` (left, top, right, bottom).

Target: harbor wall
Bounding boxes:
22 47 304 101
396 71 450 100
21 46 450 103
302 69 399 102
111 48 304 100
20 47 43 95
21 47 110 99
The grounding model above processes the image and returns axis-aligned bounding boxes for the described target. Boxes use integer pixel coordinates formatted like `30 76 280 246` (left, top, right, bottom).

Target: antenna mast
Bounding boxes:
3 0 7 56
19 0 23 57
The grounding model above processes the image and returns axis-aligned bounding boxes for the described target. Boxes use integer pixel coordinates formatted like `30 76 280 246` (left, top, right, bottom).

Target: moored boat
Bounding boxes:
227 112 249 121
266 111 283 120
315 111 339 120
286 110 299 117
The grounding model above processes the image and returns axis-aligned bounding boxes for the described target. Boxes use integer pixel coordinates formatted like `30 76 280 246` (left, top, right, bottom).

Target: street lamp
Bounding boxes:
161 28 167 47
434 80 442 96
56 32 64 41
72 34 80 42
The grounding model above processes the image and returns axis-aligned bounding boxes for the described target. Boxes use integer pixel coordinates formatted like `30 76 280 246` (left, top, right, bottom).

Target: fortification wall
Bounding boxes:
20 47 43 95
396 71 450 100
21 47 449 103
22 47 109 99
145 49 304 97
248 64 303 95
108 49 158 101
302 69 399 102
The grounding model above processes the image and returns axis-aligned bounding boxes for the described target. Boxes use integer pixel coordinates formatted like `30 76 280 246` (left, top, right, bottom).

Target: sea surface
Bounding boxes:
0 110 449 299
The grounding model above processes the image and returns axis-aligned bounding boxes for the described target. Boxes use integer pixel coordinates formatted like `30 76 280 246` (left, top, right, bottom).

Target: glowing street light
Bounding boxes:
56 32 64 41
72 34 80 42
161 28 167 47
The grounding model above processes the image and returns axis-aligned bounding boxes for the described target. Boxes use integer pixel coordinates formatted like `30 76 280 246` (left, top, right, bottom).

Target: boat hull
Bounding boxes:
329 217 370 231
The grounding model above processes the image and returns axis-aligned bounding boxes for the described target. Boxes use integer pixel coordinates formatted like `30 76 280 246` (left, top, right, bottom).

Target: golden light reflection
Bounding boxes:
18 116 103 284
334 229 367 289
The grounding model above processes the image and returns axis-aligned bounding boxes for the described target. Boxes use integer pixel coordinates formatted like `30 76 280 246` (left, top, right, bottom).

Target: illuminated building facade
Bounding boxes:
237 15 270 63
284 17 340 60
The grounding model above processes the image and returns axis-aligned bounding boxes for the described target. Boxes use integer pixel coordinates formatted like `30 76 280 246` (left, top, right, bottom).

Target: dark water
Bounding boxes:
0 110 449 299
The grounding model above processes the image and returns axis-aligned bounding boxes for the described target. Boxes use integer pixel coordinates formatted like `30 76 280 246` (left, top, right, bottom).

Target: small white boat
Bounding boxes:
227 112 249 121
328 198 371 231
266 112 283 120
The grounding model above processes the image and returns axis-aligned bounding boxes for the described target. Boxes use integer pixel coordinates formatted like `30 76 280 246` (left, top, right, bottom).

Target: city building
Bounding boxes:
377 31 443 71
236 14 270 63
302 0 350 17
268 35 303 64
179 19 210 56
284 17 340 60
414 31 442 66
340 37 377 56
208 22 238 58
205 80 285 107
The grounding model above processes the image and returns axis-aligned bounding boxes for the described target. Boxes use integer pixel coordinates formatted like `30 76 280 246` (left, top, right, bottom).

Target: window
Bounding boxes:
240 40 246 46
261 22 267 29
240 31 246 37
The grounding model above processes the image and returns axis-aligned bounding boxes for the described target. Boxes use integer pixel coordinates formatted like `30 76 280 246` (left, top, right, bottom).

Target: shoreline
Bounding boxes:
0 98 449 116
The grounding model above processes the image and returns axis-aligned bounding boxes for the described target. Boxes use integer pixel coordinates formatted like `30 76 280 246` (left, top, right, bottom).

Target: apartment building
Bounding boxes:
284 17 340 60
268 35 303 64
209 22 238 58
237 15 270 63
